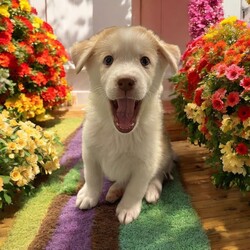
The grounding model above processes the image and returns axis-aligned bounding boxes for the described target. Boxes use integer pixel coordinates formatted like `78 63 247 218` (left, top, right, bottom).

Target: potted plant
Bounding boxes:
171 16 250 191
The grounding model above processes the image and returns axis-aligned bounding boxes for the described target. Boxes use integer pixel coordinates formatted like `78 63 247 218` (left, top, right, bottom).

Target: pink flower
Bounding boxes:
188 0 224 39
225 64 245 81
226 92 240 107
214 63 227 77
240 77 250 91
213 88 226 99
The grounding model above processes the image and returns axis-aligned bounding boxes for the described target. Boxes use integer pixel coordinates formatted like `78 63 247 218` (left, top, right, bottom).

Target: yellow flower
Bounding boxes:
0 177 4 192
0 5 10 17
204 30 219 40
10 168 21 182
43 131 54 140
20 166 34 181
16 137 27 150
26 155 38 166
46 32 57 40
184 103 204 124
61 56 68 63
220 115 241 133
43 159 60 174
33 16 43 28
19 0 31 12
32 165 40 175
222 154 246 176
9 119 18 127
7 142 18 151
4 126 13 137
220 16 237 26
220 141 233 155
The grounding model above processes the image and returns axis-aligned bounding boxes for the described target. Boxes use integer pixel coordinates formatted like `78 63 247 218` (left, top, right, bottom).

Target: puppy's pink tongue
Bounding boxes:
116 98 135 130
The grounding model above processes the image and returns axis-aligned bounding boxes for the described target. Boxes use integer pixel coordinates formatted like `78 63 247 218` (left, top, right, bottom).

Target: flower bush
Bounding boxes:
188 0 224 39
0 0 71 120
0 110 60 208
171 17 250 191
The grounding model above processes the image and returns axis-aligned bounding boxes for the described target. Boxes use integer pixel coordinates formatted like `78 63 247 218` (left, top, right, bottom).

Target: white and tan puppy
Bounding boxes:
71 26 180 224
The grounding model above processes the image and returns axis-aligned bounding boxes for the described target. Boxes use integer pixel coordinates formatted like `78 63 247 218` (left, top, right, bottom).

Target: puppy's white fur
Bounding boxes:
71 26 180 224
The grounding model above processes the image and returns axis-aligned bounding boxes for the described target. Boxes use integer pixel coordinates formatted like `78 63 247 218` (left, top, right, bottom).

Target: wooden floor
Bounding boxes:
1 104 250 250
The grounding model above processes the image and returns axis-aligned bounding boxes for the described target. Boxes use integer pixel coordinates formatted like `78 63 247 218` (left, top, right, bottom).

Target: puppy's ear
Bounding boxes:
70 36 97 74
158 42 181 75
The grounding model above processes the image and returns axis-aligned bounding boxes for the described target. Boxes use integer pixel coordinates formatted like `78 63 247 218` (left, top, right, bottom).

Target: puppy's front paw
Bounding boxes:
116 201 142 224
145 179 163 204
76 185 99 209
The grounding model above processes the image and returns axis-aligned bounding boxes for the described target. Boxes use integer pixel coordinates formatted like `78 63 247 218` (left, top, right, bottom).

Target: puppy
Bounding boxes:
71 26 180 224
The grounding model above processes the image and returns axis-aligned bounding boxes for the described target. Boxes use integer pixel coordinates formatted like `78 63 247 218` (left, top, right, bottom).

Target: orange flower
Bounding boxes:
7 43 16 53
31 72 47 86
0 52 15 67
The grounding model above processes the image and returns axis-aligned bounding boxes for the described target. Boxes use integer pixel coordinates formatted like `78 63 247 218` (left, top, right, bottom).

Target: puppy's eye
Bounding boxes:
140 56 150 67
103 55 113 66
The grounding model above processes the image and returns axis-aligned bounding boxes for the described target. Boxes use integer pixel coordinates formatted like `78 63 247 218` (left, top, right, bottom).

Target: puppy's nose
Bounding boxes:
117 78 135 91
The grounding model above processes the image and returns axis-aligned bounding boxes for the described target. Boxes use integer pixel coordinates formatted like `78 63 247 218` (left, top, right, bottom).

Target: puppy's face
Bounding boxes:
71 27 180 133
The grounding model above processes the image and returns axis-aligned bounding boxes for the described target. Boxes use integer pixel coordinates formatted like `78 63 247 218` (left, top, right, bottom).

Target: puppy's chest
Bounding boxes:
89 130 147 180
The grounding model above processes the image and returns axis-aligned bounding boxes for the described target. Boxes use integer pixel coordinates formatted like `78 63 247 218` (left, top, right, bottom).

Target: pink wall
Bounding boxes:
132 0 190 52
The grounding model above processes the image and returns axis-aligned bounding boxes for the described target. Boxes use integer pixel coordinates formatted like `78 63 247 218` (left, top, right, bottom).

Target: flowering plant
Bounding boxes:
171 17 250 191
0 110 60 208
0 0 71 120
188 0 224 39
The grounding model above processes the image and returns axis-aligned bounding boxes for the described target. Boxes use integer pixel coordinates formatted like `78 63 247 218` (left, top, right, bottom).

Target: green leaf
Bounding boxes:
4 193 12 205
0 175 10 184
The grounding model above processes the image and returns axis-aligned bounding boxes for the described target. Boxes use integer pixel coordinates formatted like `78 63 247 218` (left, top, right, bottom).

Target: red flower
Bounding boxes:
42 87 57 102
0 31 11 45
56 85 67 98
186 70 200 99
0 17 14 33
17 63 31 77
238 106 250 121
42 22 54 33
240 77 250 91
188 70 200 86
15 16 33 31
212 89 226 111
194 87 204 106
236 143 248 155
212 98 224 111
225 64 245 81
18 42 34 54
31 7 37 15
226 92 240 107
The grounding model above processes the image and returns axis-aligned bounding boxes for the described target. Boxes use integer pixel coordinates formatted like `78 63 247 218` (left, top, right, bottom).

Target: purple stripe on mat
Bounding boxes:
60 126 82 168
46 196 94 250
46 181 112 250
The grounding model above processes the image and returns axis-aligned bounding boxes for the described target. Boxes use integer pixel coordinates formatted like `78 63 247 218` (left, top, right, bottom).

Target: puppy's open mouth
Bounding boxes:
110 98 142 133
